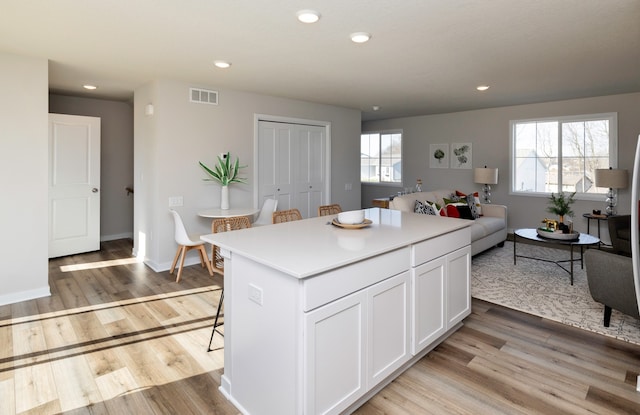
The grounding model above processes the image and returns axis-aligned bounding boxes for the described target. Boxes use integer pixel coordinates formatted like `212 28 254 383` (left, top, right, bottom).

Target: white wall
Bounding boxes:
49 94 134 241
0 52 50 305
134 80 361 271
363 92 640 239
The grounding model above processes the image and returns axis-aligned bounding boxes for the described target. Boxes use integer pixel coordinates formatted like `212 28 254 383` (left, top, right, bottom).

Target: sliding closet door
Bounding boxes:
258 120 327 218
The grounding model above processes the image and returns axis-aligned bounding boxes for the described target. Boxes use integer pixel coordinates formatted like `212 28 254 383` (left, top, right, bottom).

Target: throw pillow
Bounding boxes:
414 200 430 214
448 204 474 220
457 190 482 216
415 200 446 216
427 200 447 216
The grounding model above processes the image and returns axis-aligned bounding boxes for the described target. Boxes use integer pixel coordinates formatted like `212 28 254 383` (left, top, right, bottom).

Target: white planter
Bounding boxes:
221 185 230 210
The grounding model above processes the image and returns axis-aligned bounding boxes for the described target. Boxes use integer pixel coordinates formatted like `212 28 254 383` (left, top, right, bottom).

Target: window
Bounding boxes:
510 113 617 199
361 130 402 184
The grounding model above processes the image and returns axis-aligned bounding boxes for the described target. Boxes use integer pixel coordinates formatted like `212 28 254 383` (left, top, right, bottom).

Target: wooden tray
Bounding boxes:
536 228 579 241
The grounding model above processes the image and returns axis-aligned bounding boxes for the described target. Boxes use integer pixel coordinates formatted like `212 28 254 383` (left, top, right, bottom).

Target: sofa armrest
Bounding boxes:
585 249 639 319
480 204 507 220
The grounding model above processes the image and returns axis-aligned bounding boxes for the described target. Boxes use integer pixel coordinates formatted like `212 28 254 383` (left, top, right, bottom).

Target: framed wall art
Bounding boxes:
451 142 472 169
429 144 449 169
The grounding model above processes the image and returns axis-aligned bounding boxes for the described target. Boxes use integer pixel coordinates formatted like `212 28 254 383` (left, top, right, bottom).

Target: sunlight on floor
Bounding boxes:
60 257 142 272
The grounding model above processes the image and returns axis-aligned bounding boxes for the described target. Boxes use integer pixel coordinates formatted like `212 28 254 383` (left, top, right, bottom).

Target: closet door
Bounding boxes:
258 120 326 218
295 125 325 218
258 121 294 210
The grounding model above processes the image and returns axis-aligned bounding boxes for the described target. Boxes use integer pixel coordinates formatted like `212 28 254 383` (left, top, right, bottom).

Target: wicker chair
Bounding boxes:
318 204 342 216
272 208 303 224
208 216 251 351
211 216 252 275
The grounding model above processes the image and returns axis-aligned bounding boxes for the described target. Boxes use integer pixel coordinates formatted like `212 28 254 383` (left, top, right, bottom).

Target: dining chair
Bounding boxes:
272 208 303 224
169 209 214 282
318 203 342 216
208 216 252 351
252 199 278 226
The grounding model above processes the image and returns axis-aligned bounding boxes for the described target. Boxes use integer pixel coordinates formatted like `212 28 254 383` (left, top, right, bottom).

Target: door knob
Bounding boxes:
92 188 99 193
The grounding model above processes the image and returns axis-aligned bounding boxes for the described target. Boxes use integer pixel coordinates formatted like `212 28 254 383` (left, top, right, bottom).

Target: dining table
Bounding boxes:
197 207 260 220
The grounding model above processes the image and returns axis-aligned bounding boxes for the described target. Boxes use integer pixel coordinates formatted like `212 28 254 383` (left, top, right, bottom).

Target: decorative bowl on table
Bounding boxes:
337 210 365 225
536 227 579 241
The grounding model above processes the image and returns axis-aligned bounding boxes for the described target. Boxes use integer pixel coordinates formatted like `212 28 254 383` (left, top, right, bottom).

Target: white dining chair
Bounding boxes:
252 199 278 226
169 209 214 282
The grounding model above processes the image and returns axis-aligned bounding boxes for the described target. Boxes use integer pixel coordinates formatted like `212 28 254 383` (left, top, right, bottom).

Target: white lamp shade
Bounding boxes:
595 168 628 189
474 167 498 185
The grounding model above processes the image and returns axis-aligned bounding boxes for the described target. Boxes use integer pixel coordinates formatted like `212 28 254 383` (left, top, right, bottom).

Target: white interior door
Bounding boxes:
258 121 294 210
258 119 327 218
48 113 101 258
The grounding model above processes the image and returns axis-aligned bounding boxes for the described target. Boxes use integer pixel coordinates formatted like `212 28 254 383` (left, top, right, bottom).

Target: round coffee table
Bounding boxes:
513 228 600 285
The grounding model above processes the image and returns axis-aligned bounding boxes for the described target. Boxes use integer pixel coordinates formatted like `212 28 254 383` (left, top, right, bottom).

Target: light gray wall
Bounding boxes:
363 92 640 240
49 94 134 241
0 52 49 305
134 80 361 271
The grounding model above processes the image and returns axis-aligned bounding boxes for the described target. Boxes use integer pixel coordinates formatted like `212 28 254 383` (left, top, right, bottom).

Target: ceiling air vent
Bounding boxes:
189 87 218 105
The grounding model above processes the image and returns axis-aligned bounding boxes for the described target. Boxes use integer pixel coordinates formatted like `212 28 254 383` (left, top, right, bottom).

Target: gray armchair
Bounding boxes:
585 249 639 326
608 214 631 256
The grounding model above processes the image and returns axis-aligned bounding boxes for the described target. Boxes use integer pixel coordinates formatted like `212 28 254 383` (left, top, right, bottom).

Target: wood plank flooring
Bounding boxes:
2 239 640 414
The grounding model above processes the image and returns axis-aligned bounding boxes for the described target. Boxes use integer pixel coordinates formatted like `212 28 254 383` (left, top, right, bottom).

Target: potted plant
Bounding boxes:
546 191 576 224
199 152 247 209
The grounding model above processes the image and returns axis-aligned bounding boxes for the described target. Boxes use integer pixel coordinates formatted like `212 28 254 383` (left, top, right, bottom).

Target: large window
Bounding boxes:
511 113 617 198
361 130 402 184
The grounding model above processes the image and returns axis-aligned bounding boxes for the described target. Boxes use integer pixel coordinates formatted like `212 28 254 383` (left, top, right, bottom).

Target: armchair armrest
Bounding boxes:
584 249 639 319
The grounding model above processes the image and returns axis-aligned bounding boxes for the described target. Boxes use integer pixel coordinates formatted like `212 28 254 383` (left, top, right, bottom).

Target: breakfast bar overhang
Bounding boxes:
201 208 472 415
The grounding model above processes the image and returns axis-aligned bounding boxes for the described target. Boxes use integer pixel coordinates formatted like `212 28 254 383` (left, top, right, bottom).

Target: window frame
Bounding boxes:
360 129 403 187
509 112 618 201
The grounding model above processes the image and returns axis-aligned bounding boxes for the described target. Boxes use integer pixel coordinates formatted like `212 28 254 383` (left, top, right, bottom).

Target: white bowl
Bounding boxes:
338 210 365 225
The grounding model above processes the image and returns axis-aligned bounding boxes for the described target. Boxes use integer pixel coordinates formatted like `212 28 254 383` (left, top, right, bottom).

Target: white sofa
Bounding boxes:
389 189 507 256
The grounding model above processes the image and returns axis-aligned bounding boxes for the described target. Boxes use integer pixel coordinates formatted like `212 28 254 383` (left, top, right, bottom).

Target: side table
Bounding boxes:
582 213 610 248
372 198 390 209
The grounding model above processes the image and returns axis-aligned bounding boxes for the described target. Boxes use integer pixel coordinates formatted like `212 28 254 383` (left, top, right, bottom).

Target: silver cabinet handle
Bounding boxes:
92 188 99 193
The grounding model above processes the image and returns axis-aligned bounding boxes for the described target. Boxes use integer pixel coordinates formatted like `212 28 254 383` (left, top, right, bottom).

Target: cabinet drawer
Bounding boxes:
303 247 410 312
411 228 470 267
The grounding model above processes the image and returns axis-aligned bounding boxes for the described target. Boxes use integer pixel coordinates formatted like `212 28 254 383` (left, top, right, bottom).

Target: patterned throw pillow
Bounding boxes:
456 190 482 219
415 200 447 216
414 200 430 214
456 190 482 216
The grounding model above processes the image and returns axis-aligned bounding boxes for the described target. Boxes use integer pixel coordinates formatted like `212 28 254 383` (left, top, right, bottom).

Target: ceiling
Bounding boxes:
2 0 639 121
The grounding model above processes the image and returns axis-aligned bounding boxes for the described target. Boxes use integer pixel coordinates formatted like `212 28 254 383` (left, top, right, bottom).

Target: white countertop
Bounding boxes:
201 208 470 279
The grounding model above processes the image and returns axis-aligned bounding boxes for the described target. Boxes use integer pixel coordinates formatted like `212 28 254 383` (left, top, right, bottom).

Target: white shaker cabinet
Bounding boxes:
411 229 471 355
304 271 410 415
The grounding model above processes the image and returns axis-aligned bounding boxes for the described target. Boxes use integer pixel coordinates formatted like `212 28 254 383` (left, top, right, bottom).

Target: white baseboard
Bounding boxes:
0 286 51 306
145 255 203 273
101 232 133 242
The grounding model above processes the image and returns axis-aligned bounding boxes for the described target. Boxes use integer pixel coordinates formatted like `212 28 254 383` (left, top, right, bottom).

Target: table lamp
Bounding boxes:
474 166 499 204
595 167 628 216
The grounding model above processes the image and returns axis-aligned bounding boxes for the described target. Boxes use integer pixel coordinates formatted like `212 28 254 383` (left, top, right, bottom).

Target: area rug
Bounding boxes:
472 242 640 345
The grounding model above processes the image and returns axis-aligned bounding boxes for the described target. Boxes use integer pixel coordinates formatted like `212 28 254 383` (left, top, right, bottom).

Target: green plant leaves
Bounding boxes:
199 152 247 186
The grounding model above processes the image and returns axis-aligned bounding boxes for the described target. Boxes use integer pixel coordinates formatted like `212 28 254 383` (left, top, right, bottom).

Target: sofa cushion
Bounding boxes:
470 216 506 240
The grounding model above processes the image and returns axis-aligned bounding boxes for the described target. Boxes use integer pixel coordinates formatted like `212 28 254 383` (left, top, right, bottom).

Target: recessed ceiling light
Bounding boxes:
372 106 381 111
296 10 320 24
83 84 97 90
350 32 371 43
214 60 231 69
476 85 490 91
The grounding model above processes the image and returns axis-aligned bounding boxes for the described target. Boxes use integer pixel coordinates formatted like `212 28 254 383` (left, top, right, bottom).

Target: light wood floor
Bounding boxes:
2 240 640 414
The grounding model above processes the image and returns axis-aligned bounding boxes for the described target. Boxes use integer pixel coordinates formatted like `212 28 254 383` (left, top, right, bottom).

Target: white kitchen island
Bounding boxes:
201 208 472 415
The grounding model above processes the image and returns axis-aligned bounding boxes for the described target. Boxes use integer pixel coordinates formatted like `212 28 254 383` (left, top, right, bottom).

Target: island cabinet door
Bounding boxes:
367 271 411 389
304 290 367 415
411 256 447 355
447 245 472 328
